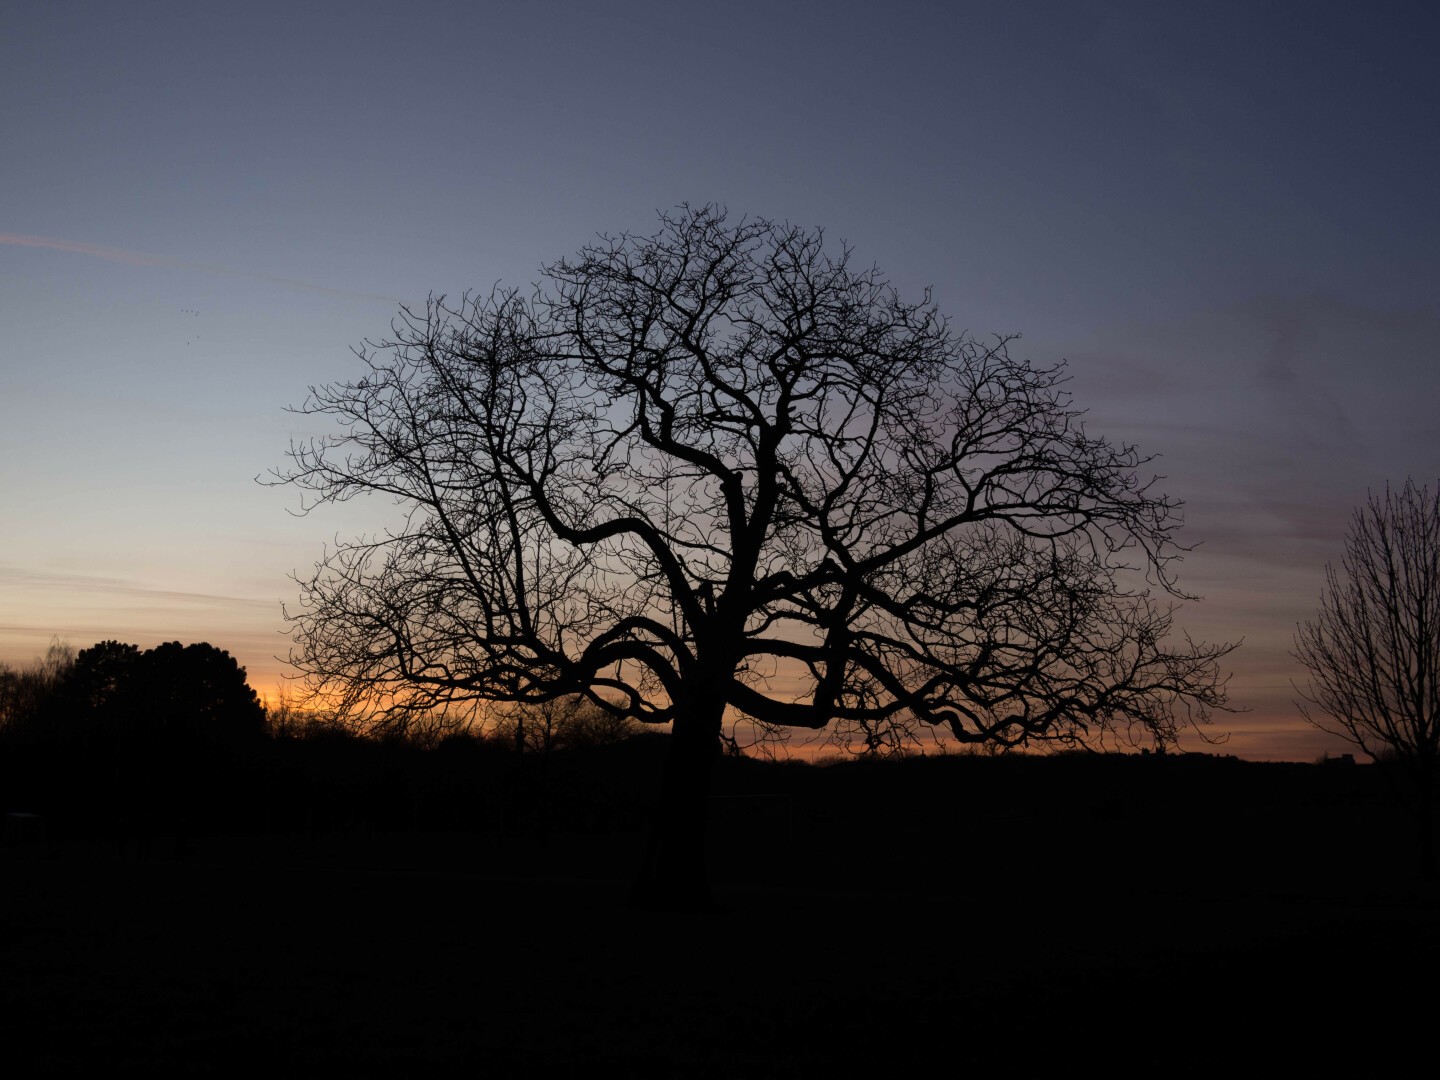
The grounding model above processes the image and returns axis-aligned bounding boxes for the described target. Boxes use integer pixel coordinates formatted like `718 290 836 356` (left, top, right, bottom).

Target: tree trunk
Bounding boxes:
630 690 723 910
1417 780 1436 880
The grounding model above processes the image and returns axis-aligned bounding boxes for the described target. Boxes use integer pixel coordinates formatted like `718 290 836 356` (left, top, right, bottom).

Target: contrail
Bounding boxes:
0 232 170 267
0 231 400 304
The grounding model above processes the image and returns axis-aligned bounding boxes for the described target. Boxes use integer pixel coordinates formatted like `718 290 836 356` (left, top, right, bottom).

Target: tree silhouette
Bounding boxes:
63 640 263 755
0 640 264 847
277 205 1232 905
0 639 73 744
137 641 266 752
495 695 637 757
66 640 142 744
1295 479 1440 872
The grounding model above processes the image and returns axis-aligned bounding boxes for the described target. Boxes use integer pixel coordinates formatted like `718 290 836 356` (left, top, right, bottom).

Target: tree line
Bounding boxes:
0 639 651 847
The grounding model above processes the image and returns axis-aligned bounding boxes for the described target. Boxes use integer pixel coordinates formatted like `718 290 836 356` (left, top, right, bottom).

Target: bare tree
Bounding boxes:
493 695 634 756
276 205 1232 905
0 639 73 743
1294 479 1440 872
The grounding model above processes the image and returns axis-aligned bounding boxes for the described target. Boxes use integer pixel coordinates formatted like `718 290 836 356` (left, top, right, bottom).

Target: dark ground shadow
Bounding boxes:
2 755 1435 1076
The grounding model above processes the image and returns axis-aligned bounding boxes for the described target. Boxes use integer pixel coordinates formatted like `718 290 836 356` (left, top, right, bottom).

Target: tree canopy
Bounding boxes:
63 639 265 752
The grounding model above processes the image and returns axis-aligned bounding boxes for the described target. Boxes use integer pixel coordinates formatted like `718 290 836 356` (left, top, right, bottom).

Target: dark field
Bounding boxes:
3 750 1436 1076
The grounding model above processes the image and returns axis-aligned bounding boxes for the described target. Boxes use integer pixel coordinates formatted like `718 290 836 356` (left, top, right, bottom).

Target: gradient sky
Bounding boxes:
3 1 1437 760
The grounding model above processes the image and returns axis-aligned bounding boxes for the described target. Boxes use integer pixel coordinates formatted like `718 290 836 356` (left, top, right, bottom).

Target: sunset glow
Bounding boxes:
3 2 1435 763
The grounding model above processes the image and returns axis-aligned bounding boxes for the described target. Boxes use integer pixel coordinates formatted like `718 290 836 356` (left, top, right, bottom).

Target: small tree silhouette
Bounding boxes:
0 639 74 743
1295 479 1440 873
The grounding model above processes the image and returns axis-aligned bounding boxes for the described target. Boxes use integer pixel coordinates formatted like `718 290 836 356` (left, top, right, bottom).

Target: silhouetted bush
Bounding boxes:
0 640 267 840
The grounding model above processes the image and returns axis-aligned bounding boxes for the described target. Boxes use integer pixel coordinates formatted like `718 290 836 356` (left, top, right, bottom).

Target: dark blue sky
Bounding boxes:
3 1 1437 758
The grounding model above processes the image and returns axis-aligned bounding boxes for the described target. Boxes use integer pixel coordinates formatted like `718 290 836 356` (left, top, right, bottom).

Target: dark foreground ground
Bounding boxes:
3 752 1437 1076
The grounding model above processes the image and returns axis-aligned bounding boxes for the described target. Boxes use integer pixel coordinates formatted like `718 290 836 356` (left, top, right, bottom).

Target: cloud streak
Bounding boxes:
0 565 276 611
0 231 398 304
